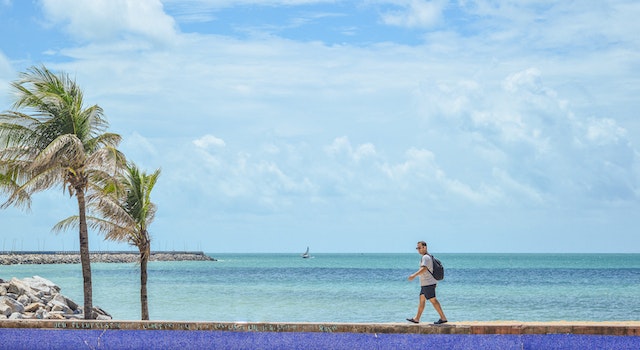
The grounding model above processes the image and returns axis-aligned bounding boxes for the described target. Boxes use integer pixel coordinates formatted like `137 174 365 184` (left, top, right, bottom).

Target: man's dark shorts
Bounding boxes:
420 284 437 300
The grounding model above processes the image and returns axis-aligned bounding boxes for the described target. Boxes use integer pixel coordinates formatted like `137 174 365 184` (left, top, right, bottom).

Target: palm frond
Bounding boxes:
1 165 63 209
51 216 80 234
30 133 85 171
0 172 32 210
52 215 132 242
84 146 126 175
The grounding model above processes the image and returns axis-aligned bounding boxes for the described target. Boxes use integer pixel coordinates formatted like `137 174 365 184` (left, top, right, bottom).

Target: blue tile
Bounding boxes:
0 329 638 350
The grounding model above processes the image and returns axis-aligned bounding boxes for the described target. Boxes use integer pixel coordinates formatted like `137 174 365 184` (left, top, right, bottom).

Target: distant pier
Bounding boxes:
0 251 215 265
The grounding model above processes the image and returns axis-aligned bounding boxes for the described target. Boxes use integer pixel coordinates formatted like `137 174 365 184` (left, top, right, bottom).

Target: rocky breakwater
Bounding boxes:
0 276 111 320
0 251 216 265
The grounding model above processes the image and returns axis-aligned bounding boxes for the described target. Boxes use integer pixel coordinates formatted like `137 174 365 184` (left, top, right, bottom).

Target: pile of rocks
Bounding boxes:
0 251 216 265
0 255 80 265
91 252 216 263
0 276 111 320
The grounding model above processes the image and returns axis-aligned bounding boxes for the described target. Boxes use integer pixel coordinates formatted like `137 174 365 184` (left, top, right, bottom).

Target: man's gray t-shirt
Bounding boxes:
419 254 438 286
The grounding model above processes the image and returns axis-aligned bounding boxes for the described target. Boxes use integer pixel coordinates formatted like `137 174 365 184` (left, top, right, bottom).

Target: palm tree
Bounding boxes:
0 65 123 319
56 162 161 320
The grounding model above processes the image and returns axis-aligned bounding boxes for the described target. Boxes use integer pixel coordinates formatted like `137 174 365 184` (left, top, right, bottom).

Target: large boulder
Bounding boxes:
65 296 79 311
17 294 31 306
0 303 12 317
7 278 30 295
23 276 60 295
48 294 73 314
24 302 45 313
0 295 25 314
8 312 23 319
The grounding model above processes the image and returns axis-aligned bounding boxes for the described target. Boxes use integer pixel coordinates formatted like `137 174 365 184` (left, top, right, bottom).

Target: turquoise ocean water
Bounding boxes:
2 253 639 323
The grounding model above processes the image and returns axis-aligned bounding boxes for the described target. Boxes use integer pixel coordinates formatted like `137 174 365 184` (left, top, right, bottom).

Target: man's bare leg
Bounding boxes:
412 294 427 322
429 297 447 321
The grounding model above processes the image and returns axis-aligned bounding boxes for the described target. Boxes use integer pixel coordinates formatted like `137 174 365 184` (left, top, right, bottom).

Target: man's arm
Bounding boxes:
408 266 427 281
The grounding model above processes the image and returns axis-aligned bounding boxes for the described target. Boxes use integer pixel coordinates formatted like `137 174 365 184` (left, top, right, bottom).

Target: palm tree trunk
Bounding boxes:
140 242 150 320
76 188 93 319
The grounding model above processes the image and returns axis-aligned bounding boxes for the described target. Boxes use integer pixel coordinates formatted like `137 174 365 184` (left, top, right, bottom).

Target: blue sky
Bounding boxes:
1 0 639 253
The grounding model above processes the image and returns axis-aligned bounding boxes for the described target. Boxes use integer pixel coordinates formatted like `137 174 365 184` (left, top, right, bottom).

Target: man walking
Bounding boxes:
407 241 448 324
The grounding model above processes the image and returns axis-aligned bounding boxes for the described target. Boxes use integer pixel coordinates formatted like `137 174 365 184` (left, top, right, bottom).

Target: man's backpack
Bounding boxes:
427 254 444 280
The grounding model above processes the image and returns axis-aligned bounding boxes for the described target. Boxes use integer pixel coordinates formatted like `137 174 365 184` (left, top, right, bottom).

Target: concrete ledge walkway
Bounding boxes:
1 320 639 349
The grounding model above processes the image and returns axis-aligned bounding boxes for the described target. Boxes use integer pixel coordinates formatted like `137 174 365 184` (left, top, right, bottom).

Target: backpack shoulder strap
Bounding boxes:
425 254 435 276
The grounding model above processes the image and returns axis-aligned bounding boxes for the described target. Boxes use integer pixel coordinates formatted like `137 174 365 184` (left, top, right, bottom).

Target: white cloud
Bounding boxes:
174 137 318 213
0 51 12 74
5 0 636 252
381 147 435 180
380 0 446 28
492 167 543 204
121 131 158 157
354 143 376 161
503 68 543 94
325 136 377 162
162 0 339 23
0 52 14 105
52 25 637 213
262 143 280 155
40 0 178 43
193 135 226 149
378 147 502 204
584 118 627 146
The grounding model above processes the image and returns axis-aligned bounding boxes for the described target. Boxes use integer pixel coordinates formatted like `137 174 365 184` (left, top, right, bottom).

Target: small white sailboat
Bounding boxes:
301 246 310 258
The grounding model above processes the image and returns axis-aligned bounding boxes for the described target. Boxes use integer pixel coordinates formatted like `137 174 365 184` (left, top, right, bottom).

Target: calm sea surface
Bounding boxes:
2 253 639 323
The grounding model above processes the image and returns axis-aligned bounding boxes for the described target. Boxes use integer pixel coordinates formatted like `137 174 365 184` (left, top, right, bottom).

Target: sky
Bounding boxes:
0 0 639 254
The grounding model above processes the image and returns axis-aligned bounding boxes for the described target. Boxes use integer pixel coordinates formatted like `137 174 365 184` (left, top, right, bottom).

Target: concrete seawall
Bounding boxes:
0 320 638 349
1 319 638 335
0 251 215 265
